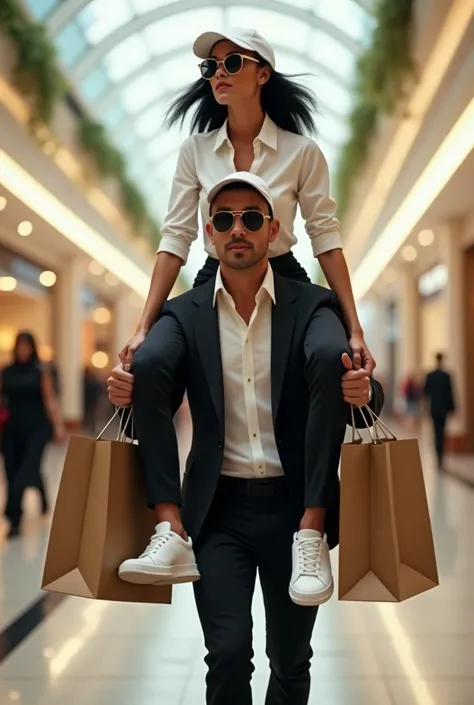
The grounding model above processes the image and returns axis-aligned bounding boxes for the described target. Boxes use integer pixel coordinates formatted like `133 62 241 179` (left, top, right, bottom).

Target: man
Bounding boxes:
108 172 383 705
424 352 455 469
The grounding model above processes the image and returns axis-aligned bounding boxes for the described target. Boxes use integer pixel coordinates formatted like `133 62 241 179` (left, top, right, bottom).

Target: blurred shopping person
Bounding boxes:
119 28 376 378
0 332 66 538
108 174 384 705
424 352 455 470
402 373 423 432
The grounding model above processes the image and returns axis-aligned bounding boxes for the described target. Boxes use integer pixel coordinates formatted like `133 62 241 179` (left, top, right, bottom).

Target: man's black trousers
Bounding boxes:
194 475 318 705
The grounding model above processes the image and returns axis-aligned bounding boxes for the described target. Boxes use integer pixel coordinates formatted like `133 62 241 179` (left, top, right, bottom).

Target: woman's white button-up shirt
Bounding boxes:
157 114 342 265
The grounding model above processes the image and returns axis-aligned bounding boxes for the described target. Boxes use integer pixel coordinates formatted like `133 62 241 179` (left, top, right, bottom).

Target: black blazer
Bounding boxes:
157 272 384 550
424 369 455 417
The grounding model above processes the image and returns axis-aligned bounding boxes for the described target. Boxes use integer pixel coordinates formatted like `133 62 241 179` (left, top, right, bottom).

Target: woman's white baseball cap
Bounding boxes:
207 172 274 213
193 28 276 69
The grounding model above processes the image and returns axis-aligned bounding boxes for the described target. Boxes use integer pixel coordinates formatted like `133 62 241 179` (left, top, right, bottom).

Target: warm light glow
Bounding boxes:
353 95 474 299
401 245 417 262
105 273 119 287
93 307 111 324
418 229 435 247
43 140 56 155
0 196 6 211
40 344 54 361
92 351 109 369
0 328 15 352
17 220 33 237
0 151 151 297
8 692 20 702
89 260 104 276
0 276 17 291
39 270 57 287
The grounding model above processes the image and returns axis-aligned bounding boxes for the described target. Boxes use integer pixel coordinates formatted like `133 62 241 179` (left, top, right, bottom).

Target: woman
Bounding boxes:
0 332 65 538
119 27 375 373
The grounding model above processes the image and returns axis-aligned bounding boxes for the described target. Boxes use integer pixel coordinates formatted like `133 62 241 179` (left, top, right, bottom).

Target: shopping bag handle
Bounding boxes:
362 406 397 441
96 406 135 442
350 405 376 444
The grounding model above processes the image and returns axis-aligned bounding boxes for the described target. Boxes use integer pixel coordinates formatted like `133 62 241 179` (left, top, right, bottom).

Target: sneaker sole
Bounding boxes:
118 563 201 586
289 579 334 607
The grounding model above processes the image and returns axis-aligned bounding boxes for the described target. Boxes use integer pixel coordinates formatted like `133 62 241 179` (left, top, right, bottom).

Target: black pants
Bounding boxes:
431 414 447 467
193 252 310 287
2 422 49 527
194 476 318 705
133 251 349 510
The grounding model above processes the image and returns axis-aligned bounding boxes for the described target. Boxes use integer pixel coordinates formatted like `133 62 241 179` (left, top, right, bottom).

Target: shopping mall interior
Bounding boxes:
0 0 473 703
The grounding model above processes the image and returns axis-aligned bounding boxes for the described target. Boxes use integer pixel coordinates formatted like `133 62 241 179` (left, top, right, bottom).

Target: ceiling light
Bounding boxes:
401 245 417 262
105 273 119 287
39 270 57 287
93 307 111 324
91 351 109 369
0 196 6 211
0 276 17 291
418 229 434 247
89 260 104 276
17 220 33 236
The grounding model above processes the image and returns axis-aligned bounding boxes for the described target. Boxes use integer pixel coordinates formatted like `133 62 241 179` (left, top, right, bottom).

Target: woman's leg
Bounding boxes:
193 257 220 288
268 252 311 283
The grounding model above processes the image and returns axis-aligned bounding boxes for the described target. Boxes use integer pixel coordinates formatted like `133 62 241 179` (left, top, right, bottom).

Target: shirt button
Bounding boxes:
247 378 251 382
253 433 257 438
218 441 223 448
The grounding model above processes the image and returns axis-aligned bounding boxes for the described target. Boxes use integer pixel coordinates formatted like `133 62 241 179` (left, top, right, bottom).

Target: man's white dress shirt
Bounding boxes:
214 264 283 479
158 115 342 265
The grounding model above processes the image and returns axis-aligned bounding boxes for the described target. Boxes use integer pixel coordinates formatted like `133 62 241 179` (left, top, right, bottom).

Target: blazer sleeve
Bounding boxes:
348 379 385 429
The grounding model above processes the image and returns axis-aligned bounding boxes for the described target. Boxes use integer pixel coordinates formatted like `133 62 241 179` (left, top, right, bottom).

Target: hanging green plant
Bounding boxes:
121 179 148 233
77 118 125 177
0 0 66 125
335 0 414 221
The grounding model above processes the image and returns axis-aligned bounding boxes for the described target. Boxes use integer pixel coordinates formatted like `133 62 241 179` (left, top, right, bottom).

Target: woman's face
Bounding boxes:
15 338 34 363
208 40 270 107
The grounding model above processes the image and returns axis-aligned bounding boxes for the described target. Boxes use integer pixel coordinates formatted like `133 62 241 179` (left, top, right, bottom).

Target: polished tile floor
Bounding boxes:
0 414 473 705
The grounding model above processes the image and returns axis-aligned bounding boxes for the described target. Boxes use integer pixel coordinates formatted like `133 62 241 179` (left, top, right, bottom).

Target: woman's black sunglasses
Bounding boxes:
199 53 260 80
211 210 271 233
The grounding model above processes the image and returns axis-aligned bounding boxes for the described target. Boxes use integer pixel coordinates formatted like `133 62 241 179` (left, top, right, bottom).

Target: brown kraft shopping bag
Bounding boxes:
42 411 171 604
338 409 438 602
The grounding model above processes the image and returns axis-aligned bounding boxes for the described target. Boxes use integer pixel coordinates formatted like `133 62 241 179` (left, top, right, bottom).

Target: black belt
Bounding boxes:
218 475 286 499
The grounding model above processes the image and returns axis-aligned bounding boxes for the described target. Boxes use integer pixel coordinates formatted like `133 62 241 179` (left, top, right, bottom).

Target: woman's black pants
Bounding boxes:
2 422 50 528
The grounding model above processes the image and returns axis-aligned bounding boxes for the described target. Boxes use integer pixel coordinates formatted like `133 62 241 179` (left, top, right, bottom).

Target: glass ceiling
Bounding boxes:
26 0 374 281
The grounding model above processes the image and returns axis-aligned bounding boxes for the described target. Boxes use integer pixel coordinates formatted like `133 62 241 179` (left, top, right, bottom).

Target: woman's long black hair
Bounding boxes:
13 331 40 365
165 57 318 136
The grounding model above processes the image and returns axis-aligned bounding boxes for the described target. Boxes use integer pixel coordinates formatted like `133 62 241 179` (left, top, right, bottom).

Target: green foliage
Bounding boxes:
0 0 66 124
78 119 125 177
336 0 414 220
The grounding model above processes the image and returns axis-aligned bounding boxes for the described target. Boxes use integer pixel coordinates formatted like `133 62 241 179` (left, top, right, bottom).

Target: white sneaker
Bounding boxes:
118 521 200 585
289 530 334 606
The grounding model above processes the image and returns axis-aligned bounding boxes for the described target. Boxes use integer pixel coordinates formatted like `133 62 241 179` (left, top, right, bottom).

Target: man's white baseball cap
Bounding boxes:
207 172 274 213
193 28 276 69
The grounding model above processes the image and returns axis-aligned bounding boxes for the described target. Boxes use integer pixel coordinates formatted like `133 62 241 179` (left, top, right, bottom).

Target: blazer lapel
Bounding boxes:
192 280 224 432
271 274 297 425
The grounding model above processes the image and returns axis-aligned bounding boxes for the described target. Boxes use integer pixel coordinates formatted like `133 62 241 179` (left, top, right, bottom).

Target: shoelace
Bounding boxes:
140 532 172 558
297 538 324 575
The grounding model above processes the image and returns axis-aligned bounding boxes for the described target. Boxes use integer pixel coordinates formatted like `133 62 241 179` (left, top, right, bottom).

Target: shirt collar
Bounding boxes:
213 262 276 306
214 114 278 152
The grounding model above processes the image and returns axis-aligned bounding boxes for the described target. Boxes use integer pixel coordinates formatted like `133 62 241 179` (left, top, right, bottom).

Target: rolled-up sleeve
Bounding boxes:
157 136 199 265
298 140 342 258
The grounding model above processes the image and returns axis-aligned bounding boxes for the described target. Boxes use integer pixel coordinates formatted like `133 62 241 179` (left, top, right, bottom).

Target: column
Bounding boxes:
54 257 85 427
439 219 467 441
396 266 420 412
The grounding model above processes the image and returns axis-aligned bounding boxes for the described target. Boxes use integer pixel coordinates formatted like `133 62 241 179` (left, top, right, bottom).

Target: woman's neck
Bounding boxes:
227 103 265 143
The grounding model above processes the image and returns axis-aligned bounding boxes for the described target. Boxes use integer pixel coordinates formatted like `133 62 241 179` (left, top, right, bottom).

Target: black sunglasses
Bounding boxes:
199 53 260 80
211 210 271 233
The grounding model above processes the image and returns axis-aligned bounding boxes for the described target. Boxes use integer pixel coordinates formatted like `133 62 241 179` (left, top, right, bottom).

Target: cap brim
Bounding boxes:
193 31 255 59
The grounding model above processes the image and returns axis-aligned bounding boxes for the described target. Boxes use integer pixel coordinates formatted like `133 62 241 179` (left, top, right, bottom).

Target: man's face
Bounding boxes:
206 187 279 270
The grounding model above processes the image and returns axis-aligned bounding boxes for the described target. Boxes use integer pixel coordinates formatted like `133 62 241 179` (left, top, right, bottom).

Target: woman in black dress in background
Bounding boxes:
0 332 65 538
